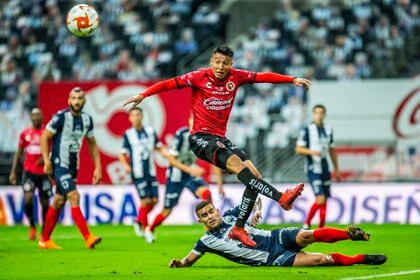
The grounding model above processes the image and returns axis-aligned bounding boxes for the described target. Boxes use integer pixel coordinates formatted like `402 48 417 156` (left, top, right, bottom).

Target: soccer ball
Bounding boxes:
66 4 99 37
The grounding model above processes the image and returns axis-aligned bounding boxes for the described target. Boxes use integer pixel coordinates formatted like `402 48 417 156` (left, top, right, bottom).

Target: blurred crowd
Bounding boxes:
0 0 225 152
0 0 418 158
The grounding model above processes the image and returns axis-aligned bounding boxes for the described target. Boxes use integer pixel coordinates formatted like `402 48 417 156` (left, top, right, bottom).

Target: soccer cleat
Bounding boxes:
144 226 155 244
133 221 145 238
363 254 387 265
279 183 304 210
85 234 102 249
29 226 36 241
345 225 370 241
38 240 62 250
302 223 310 230
228 226 256 247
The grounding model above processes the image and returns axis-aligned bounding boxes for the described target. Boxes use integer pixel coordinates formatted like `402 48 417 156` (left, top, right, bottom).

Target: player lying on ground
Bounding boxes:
9 108 52 240
124 45 310 247
39 87 102 250
169 201 387 268
148 118 224 240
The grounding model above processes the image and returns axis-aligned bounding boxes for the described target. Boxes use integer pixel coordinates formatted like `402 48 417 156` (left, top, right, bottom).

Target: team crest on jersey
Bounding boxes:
216 141 225 148
226 81 235 91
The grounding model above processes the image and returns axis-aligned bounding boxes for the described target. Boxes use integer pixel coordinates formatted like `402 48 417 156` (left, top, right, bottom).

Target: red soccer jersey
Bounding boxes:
175 67 257 137
18 127 44 174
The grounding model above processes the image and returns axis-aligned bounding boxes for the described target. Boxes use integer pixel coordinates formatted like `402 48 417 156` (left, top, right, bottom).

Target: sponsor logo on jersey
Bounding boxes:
216 141 225 148
203 97 233 110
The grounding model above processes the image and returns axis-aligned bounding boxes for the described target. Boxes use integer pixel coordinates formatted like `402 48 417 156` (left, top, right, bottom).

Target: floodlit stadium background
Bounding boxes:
0 0 418 226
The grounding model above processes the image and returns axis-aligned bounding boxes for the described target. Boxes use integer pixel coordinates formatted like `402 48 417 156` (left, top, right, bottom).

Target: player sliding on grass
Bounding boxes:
169 201 387 268
39 87 102 250
124 45 310 247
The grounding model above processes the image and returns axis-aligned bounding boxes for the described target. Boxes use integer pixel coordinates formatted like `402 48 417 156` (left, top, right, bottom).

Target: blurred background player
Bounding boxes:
39 87 102 249
9 108 52 240
169 201 386 268
296 104 340 229
124 45 310 247
119 107 166 242
148 117 224 242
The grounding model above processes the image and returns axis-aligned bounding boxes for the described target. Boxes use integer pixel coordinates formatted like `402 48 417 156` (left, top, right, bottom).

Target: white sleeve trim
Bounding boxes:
192 249 203 256
296 140 307 146
120 148 129 154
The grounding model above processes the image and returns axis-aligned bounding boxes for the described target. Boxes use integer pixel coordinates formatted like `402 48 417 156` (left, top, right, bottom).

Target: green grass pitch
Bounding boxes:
1 224 419 279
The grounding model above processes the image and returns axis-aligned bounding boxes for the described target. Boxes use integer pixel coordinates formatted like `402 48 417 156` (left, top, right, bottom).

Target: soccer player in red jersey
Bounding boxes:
9 108 52 240
124 45 311 247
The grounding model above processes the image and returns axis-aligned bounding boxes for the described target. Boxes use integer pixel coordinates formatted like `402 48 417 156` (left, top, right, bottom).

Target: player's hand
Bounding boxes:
312 150 322 157
251 210 262 227
190 166 205 177
218 187 225 198
44 160 53 176
9 172 17 185
36 157 44 166
169 259 183 268
123 164 132 174
293 77 311 91
334 170 341 182
123 94 144 107
92 168 102 185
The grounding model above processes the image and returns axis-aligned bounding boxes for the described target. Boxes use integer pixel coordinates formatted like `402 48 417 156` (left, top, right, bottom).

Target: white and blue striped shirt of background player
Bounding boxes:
192 207 295 266
121 126 162 180
46 109 94 170
297 122 335 175
166 126 198 182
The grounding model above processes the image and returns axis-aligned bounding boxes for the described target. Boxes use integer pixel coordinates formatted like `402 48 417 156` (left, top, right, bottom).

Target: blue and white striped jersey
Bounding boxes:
297 123 335 175
192 207 293 266
166 126 197 182
46 109 94 169
121 126 162 180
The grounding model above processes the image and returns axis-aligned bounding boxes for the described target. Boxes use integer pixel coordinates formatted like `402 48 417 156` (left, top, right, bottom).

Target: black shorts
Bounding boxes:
22 171 52 197
188 133 249 170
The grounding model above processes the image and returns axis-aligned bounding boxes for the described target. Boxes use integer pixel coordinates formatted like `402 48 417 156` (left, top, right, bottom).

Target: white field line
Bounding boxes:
341 269 420 280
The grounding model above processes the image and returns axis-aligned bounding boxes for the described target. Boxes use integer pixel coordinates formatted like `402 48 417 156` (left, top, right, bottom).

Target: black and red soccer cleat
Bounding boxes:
228 226 256 247
363 254 387 265
279 183 304 210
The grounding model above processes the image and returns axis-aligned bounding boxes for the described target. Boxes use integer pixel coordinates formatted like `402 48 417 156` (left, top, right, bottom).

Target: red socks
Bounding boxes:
319 204 327 228
313 227 350 243
42 206 60 241
305 203 319 225
150 213 166 232
71 206 90 240
137 204 155 228
201 189 212 202
330 253 365 266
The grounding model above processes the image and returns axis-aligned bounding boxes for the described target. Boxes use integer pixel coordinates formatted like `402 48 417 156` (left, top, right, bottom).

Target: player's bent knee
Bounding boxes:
316 195 326 205
151 198 158 206
226 155 246 174
296 230 314 247
162 208 172 217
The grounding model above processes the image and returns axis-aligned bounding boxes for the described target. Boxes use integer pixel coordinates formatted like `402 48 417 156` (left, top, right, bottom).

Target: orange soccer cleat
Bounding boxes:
85 234 102 249
279 183 305 210
29 226 36 241
38 239 62 250
228 226 256 247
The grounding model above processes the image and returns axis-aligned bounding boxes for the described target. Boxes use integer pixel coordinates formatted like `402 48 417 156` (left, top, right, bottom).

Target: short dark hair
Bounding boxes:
213 45 234 57
195 200 213 216
313 104 326 113
129 107 143 114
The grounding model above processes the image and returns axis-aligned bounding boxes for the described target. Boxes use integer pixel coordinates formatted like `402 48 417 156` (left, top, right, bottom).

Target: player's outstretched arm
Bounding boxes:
254 72 311 90
123 78 180 107
329 147 341 182
169 251 201 268
212 166 225 198
86 136 102 185
9 147 23 185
